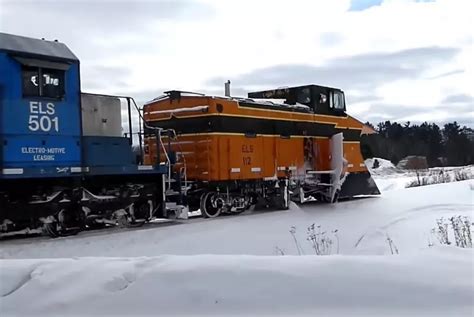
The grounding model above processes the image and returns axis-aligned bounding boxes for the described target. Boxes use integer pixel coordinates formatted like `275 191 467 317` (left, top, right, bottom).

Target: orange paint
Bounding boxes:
143 96 368 182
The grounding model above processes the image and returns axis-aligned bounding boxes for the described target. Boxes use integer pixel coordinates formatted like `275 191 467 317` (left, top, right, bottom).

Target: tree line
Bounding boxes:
360 121 474 167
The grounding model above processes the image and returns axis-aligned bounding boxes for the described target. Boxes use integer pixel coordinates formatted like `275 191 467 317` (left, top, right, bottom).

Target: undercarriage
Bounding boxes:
0 176 171 238
182 179 290 218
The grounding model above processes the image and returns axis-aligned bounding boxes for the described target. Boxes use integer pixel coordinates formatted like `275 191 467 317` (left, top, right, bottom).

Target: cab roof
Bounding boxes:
0 32 78 62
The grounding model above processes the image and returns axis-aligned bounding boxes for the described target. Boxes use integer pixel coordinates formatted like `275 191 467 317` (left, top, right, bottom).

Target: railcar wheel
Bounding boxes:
85 215 106 229
118 214 145 228
118 209 145 228
43 207 84 238
200 192 222 218
133 201 151 221
117 214 130 228
42 221 59 238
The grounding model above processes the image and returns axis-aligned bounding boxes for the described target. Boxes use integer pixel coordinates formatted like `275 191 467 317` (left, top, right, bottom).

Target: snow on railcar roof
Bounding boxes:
144 91 312 112
249 98 311 110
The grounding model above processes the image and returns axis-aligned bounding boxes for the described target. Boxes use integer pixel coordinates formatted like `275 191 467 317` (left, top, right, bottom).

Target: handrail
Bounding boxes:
157 129 172 190
128 97 174 191
80 92 175 190
175 136 188 194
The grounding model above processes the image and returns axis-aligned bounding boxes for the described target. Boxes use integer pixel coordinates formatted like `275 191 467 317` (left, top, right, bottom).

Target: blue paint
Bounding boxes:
82 136 167 175
82 136 133 167
0 50 82 174
3 135 81 166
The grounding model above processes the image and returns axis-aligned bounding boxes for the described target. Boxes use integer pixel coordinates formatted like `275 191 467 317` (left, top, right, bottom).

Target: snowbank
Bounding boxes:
365 157 397 171
366 157 474 192
1 248 472 317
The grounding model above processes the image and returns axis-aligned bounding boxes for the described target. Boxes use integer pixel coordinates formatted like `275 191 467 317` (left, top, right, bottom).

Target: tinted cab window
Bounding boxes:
22 66 65 99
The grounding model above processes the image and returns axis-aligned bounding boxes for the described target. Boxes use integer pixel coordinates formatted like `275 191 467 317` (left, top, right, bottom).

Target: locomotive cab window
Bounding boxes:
22 67 40 97
296 87 311 104
22 66 65 99
329 91 346 111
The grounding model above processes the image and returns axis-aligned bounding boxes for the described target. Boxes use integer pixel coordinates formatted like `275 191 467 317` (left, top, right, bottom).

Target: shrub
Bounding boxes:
406 168 473 188
386 234 399 254
280 224 339 256
454 170 472 181
431 216 472 248
306 224 338 255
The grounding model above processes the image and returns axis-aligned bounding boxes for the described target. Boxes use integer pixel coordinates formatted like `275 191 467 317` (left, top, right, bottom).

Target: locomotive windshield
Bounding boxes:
21 66 40 96
296 87 311 104
22 66 65 99
330 90 345 111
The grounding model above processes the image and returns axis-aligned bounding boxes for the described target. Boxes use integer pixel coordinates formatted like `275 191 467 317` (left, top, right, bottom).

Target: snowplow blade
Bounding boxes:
339 171 380 199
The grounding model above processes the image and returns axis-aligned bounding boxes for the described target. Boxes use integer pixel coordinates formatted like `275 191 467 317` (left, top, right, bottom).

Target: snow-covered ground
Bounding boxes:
0 168 473 316
366 157 474 191
1 248 472 317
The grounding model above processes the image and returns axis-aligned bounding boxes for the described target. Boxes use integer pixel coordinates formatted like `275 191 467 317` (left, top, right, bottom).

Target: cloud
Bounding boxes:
442 94 473 104
0 0 213 31
199 86 249 98
427 69 465 80
203 43 472 126
206 46 460 91
82 65 133 91
0 0 214 60
126 86 250 104
363 103 423 121
362 100 473 127
319 32 344 47
119 88 169 105
346 94 382 104
401 112 474 128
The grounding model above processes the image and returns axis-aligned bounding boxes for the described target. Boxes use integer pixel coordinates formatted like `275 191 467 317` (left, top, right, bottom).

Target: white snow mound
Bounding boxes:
1 249 473 317
365 157 397 171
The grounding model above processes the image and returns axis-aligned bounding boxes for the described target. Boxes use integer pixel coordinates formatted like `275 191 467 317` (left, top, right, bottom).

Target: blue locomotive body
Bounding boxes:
0 34 82 179
0 33 174 236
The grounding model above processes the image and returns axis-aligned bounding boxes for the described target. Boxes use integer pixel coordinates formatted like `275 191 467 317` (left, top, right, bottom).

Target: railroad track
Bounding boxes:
0 205 291 244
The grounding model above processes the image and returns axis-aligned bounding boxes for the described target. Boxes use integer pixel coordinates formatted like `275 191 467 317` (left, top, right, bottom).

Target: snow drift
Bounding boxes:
1 248 473 317
366 157 474 191
365 157 398 172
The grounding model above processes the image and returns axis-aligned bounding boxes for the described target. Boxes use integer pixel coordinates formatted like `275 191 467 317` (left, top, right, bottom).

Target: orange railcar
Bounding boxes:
143 85 379 217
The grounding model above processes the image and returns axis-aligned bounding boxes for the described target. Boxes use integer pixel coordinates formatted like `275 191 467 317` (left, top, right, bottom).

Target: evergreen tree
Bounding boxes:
361 120 474 167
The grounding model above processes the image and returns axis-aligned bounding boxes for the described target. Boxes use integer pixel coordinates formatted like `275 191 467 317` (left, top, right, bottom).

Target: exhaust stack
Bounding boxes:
224 80 231 97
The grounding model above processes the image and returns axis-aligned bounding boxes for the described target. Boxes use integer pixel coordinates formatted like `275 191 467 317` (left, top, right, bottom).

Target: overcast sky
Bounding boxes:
1 0 472 126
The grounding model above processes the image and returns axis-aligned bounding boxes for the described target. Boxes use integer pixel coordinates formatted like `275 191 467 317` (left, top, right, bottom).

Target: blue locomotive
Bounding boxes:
0 33 179 237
